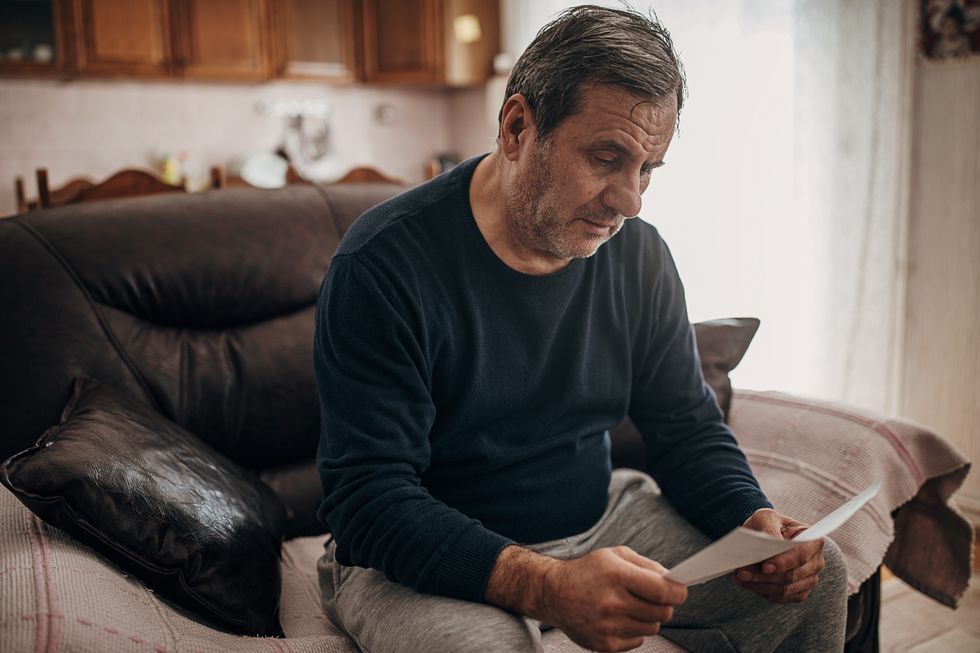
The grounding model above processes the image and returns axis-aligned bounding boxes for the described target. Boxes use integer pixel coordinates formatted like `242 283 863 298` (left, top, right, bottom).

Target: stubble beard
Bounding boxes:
505 144 624 261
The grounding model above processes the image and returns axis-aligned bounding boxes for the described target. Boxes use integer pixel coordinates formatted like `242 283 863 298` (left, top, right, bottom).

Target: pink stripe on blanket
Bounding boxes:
37 518 62 653
29 515 62 653
27 515 47 653
740 392 925 485
268 637 291 653
70 616 169 650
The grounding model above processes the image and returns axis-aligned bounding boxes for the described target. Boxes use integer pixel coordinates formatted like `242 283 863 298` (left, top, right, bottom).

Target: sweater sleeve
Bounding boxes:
629 238 772 539
313 254 512 602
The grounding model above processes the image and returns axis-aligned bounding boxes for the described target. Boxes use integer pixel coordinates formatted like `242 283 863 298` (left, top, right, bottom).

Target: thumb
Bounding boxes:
783 524 809 540
746 509 784 538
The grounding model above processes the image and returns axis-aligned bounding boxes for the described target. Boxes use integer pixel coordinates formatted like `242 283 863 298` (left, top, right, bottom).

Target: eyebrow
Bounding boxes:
591 139 666 168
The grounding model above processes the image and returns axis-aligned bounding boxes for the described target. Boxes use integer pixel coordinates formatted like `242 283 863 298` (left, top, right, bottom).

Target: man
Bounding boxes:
314 5 847 652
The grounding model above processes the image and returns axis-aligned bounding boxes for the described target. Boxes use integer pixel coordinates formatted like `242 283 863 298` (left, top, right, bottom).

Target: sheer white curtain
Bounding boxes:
501 0 914 412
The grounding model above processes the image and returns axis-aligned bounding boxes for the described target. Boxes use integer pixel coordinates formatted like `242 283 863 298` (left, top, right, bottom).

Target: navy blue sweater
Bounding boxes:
314 156 771 603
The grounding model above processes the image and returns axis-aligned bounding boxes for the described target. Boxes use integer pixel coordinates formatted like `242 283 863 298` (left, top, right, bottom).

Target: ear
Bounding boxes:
498 94 537 162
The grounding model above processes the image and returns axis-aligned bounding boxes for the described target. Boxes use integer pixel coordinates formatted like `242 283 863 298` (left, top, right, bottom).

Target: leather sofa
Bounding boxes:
1 184 971 652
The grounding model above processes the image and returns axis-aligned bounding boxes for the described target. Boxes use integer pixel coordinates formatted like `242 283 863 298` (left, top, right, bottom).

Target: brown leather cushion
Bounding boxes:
609 317 760 471
0 185 403 472
0 377 287 637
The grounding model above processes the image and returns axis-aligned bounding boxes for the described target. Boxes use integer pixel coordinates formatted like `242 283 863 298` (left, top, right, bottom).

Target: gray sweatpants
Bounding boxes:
318 469 848 652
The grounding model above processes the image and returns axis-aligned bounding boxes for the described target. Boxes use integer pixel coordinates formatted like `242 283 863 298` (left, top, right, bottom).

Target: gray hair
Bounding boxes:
502 4 687 139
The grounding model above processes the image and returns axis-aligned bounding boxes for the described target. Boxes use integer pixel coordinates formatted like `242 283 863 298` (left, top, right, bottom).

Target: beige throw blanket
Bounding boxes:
730 390 973 607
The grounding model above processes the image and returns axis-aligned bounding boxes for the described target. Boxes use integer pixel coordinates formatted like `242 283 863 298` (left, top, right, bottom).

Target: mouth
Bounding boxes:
580 218 620 235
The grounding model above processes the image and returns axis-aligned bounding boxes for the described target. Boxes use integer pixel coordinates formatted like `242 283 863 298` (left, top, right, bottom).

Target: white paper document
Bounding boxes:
665 481 881 586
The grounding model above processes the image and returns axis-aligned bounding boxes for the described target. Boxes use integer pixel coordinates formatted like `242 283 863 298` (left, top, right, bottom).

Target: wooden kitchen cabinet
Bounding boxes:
1 0 500 86
72 0 173 77
361 0 498 86
70 0 272 79
0 0 72 77
174 0 272 80
272 0 359 82
361 0 440 84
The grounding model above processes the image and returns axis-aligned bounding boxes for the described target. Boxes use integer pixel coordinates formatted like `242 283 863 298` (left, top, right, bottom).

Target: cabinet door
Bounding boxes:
73 0 173 76
361 0 442 84
274 0 358 82
0 0 71 77
175 0 271 80
443 0 499 87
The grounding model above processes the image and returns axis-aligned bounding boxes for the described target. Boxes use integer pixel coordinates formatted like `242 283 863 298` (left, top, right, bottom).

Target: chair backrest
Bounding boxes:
0 184 404 468
14 177 29 213
333 166 402 184
1 183 408 536
36 168 186 208
212 163 306 189
213 164 401 189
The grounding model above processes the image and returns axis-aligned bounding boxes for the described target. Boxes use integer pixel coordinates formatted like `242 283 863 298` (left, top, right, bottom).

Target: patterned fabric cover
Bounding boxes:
0 485 355 652
731 390 972 606
2 390 970 652
0 484 683 652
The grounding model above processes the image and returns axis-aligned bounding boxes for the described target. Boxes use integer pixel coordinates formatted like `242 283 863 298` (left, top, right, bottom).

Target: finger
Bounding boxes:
614 546 669 575
745 509 783 537
622 600 674 625
736 550 825 584
783 524 809 539
613 549 688 606
760 539 824 575
737 574 820 599
623 569 688 607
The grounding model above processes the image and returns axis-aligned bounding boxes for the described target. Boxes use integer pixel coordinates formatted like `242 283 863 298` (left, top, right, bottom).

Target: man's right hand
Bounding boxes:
485 545 687 653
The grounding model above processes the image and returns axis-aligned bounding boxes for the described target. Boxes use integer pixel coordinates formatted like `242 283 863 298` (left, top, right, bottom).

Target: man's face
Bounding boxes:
505 84 677 263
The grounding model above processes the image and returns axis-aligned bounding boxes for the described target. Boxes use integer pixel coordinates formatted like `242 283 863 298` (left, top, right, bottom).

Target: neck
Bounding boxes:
469 153 571 276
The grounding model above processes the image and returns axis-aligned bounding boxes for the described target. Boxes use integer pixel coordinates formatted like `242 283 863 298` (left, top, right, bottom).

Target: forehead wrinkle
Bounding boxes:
594 127 652 157
594 120 669 158
628 100 657 123
565 86 675 156
628 101 675 140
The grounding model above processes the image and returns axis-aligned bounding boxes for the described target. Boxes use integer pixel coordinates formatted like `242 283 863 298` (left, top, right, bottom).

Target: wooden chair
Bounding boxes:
14 177 31 213
211 163 305 189
333 166 402 184
212 164 401 189
35 168 188 209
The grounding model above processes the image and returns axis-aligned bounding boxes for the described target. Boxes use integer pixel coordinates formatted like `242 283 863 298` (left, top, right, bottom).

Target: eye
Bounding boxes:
592 154 616 167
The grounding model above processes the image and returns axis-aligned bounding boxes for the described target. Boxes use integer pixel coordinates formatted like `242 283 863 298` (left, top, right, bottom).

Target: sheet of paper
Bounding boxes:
665 481 881 586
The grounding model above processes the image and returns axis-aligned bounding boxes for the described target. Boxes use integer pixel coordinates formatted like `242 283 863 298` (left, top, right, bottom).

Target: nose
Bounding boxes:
601 172 643 218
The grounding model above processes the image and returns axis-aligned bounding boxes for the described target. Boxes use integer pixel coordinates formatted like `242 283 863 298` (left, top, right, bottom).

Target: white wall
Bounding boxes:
449 85 499 161
0 78 453 214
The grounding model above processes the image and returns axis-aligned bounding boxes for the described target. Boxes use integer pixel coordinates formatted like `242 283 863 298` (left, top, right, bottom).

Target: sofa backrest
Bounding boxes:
0 184 403 476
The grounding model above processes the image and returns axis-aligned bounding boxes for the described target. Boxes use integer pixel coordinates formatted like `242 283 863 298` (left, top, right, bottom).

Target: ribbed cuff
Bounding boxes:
699 490 773 539
430 522 513 603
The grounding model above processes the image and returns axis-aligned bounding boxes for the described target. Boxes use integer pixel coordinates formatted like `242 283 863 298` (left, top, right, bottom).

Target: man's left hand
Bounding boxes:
734 509 825 603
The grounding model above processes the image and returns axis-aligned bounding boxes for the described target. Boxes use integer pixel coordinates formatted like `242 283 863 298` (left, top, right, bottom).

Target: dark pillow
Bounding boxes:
0 377 287 637
609 317 760 471
692 317 760 419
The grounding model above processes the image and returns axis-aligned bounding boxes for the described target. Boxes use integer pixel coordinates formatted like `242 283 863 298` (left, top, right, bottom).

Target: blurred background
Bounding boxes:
1 0 977 535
